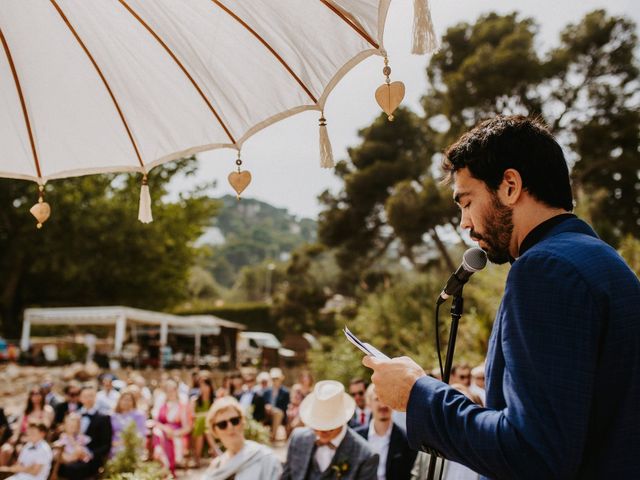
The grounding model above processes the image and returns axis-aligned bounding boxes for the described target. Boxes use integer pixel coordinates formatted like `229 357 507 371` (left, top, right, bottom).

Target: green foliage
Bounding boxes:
423 10 640 244
271 244 338 335
619 236 640 277
243 411 271 445
104 422 167 479
204 195 316 288
309 9 639 366
0 158 217 337
57 343 88 364
309 265 508 383
317 108 449 291
176 302 275 333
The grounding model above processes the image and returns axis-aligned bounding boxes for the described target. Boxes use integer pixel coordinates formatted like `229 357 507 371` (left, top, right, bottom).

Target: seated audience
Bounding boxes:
356 384 417 480
55 412 92 464
348 378 370 429
449 364 471 387
96 374 120 414
285 383 305 436
411 384 481 480
58 385 112 480
469 364 486 406
0 408 11 446
191 376 217 467
53 384 81 427
236 371 265 423
0 387 54 466
255 371 271 395
282 380 379 480
298 370 315 397
40 381 60 409
262 368 289 442
4 422 52 480
151 379 191 477
111 390 147 455
202 396 281 480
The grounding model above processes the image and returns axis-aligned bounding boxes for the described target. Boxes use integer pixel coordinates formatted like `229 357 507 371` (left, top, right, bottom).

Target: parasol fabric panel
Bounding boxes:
0 0 393 183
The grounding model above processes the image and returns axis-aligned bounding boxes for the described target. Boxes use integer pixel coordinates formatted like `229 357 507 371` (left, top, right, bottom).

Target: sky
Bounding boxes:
169 0 639 219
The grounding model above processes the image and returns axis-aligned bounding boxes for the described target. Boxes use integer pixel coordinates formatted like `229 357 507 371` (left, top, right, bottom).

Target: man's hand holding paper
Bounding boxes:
362 355 427 411
343 326 426 411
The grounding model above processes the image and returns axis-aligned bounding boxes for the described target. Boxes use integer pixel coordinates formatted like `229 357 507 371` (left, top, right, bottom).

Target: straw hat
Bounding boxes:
299 380 356 431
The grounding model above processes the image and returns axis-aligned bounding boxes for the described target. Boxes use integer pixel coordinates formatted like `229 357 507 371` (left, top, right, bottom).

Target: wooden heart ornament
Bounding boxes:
30 201 51 228
375 81 405 120
228 170 252 199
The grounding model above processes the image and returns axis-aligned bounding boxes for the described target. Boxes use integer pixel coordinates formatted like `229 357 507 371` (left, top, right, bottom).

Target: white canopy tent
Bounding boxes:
21 306 245 363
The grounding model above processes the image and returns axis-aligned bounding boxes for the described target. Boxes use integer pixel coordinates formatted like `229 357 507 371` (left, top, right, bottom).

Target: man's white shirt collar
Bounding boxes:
314 425 347 472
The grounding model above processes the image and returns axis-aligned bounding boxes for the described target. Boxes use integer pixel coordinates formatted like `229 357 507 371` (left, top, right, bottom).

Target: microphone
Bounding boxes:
437 248 487 304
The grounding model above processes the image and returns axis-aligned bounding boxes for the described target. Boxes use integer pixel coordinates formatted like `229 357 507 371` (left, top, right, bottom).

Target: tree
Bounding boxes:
0 158 217 337
271 244 338 335
423 10 639 244
310 9 638 363
318 108 459 290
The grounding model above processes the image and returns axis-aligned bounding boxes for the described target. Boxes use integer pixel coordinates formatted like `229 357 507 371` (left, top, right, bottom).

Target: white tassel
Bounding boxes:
138 175 153 223
319 115 334 168
411 0 439 55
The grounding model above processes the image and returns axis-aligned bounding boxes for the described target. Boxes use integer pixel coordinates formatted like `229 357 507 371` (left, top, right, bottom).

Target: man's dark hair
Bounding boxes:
443 115 573 211
451 364 471 375
349 378 367 388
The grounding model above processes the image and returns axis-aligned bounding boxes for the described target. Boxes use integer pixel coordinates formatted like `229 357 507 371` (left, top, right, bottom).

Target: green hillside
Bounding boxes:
203 195 316 287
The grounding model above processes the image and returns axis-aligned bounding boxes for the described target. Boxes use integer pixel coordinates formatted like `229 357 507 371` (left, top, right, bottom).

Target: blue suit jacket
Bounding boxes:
263 385 290 420
355 422 417 480
406 218 640 479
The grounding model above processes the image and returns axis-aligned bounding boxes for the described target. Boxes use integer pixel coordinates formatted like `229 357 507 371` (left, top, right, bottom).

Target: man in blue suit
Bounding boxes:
355 384 416 480
363 116 640 479
262 367 290 441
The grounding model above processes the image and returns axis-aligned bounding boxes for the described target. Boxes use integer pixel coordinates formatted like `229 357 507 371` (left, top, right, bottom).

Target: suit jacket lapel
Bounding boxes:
326 429 356 478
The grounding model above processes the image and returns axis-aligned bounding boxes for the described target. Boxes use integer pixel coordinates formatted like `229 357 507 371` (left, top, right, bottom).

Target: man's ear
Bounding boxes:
499 169 523 206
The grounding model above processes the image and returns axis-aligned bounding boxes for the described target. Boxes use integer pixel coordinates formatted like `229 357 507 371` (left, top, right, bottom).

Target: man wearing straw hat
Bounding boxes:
282 380 379 480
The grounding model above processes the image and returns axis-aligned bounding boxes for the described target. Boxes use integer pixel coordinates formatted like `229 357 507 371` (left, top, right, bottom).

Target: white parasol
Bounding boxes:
0 0 437 226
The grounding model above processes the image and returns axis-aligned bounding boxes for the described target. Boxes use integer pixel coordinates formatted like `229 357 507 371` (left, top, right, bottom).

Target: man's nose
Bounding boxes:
460 210 472 231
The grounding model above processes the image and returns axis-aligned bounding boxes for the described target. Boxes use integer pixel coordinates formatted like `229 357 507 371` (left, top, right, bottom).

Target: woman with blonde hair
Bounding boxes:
202 396 281 480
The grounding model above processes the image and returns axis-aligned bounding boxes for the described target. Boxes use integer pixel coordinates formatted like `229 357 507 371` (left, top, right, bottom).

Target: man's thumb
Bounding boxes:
362 355 380 369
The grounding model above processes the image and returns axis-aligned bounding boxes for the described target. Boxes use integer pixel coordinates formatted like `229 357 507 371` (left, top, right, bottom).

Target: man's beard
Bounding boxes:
471 194 514 265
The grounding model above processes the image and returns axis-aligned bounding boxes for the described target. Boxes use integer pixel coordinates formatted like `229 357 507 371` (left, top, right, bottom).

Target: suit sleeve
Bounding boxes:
406 253 602 480
281 429 299 480
93 415 113 460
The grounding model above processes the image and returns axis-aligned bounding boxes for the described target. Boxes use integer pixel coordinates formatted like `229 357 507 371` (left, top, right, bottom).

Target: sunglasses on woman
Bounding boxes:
214 416 241 430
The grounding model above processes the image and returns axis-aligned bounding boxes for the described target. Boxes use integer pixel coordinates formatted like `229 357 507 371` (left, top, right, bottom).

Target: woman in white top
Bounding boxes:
203 396 281 480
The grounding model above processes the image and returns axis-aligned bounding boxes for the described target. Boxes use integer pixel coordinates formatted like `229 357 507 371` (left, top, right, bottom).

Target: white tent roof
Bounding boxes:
21 306 245 352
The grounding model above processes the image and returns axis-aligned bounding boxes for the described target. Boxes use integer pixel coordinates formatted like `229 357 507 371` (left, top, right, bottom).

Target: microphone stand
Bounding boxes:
426 293 465 480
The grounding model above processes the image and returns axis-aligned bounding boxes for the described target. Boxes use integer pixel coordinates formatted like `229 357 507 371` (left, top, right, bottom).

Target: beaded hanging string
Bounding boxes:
30 184 51 229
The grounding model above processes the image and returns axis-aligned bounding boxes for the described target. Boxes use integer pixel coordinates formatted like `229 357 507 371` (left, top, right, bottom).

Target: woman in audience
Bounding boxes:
55 412 92 464
111 390 147 455
202 396 281 480
191 376 217 467
285 383 305 436
151 379 191 477
0 387 54 466
298 370 314 397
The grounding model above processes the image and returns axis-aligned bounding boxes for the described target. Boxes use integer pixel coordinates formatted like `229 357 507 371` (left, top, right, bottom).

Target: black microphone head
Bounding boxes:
462 247 487 272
